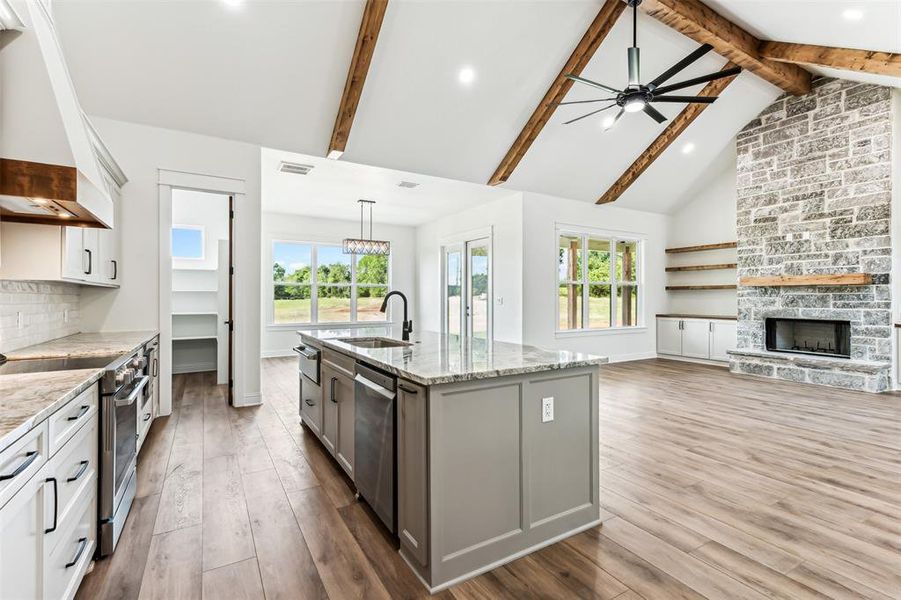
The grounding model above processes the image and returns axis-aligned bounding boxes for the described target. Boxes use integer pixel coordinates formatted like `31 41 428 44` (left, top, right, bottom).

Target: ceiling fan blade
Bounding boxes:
643 104 667 124
562 103 617 125
653 66 742 96
652 95 718 103
603 108 626 131
551 97 617 106
564 74 621 95
647 43 713 89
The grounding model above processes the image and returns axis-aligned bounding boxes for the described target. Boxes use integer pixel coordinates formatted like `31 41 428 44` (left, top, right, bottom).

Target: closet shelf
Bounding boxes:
665 263 736 272
172 311 219 316
665 242 736 254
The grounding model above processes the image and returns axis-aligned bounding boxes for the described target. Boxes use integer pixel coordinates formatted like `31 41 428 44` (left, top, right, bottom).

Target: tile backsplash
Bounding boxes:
0 280 81 354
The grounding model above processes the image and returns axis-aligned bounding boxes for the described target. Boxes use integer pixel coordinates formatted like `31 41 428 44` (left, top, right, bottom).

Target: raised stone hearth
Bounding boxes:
730 77 894 393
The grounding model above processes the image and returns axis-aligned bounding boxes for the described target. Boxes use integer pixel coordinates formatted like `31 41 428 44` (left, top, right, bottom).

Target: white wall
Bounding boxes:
78 117 262 406
415 193 524 343
521 192 668 362
666 158 738 316
172 189 230 271
261 212 417 357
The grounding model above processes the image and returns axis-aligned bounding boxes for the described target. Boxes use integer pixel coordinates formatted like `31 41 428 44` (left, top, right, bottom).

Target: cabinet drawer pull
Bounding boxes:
67 460 89 483
0 450 39 481
45 477 58 534
304 398 315 407
65 537 88 569
67 405 90 421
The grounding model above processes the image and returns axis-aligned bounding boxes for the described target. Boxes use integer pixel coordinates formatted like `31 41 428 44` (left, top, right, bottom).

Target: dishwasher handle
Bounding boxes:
354 374 396 400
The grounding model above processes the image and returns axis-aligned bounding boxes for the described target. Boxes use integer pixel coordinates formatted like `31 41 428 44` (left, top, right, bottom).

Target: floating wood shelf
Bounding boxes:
740 274 873 287
665 285 737 291
665 263 737 272
665 242 737 254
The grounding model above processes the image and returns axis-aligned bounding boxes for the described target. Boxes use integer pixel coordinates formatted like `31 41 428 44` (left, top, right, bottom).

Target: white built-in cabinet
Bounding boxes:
0 384 98 600
657 317 737 362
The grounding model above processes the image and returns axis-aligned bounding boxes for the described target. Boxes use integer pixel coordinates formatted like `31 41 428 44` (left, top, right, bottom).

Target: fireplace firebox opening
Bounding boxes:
765 318 851 359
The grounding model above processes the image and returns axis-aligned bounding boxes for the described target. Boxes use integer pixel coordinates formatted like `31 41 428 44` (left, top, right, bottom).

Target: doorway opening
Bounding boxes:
443 236 491 342
169 189 235 404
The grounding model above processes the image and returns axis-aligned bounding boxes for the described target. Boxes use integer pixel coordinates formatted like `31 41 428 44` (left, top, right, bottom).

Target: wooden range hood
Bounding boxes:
0 158 109 228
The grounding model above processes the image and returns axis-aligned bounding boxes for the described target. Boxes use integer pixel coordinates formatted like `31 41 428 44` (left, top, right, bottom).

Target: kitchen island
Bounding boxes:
296 327 606 592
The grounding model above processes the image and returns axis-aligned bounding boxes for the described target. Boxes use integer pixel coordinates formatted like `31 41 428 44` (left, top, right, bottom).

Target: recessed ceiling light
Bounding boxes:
457 66 476 86
222 0 243 9
842 8 863 20
682 142 695 154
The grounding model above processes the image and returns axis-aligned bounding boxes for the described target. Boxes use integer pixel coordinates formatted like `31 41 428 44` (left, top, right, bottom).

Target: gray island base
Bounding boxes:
297 328 606 592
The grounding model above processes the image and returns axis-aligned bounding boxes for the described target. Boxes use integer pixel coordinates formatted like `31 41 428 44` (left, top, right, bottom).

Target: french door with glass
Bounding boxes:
443 237 491 342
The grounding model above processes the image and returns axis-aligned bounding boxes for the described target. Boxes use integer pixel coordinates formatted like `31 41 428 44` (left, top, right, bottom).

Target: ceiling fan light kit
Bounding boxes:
561 0 741 130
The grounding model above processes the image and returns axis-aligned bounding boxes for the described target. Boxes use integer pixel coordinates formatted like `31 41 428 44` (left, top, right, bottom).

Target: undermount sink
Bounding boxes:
337 336 412 349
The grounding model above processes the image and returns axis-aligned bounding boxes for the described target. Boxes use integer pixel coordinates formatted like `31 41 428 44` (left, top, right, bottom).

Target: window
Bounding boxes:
558 231 641 331
272 241 390 325
172 225 204 259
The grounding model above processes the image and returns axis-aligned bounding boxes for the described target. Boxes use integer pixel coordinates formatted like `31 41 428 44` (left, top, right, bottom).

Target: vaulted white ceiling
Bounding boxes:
52 0 899 217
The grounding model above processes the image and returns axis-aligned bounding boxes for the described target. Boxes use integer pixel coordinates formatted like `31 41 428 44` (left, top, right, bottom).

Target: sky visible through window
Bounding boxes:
273 242 312 278
172 227 203 259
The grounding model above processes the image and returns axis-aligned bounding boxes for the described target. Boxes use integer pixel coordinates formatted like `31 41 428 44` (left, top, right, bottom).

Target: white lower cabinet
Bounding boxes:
0 385 99 600
657 317 736 363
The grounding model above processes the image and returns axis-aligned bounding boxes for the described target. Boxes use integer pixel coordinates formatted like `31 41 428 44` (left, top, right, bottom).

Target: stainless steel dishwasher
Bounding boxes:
354 362 397 533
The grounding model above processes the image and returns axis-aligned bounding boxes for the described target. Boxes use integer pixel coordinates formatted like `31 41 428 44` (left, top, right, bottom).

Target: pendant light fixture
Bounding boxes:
343 199 390 255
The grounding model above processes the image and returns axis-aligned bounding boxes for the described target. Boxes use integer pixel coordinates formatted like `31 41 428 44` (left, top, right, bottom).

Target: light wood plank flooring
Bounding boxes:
77 358 901 599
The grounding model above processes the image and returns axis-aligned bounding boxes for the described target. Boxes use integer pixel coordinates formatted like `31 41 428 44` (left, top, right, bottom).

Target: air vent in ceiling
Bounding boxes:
279 161 314 175
397 181 419 188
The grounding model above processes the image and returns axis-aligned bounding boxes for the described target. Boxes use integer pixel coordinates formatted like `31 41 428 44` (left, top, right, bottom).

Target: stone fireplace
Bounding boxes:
728 78 894 393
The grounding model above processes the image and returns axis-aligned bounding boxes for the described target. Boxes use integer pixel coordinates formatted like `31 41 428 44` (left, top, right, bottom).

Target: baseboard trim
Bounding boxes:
607 351 658 364
172 362 216 374
657 354 729 367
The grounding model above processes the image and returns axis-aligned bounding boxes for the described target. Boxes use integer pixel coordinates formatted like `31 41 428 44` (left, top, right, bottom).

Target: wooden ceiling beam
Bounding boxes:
639 0 811 95
597 63 738 205
328 0 389 159
486 0 626 186
759 41 901 78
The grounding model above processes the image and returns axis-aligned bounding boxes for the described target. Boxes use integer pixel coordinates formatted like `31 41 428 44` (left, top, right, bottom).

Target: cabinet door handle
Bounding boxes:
65 537 88 569
67 405 90 422
67 460 89 483
84 249 93 275
330 377 338 403
0 450 39 481
304 398 315 407
143 412 152 422
45 477 59 534
112 260 118 280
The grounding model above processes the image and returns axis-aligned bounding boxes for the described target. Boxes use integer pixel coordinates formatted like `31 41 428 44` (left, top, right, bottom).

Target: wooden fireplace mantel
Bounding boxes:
740 273 873 287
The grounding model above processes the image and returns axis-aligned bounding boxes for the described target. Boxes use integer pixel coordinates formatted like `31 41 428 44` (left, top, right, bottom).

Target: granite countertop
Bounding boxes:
4 330 158 360
0 330 158 452
298 327 607 386
0 369 104 452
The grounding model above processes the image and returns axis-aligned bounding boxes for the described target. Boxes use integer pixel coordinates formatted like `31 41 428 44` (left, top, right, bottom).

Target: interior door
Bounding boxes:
443 245 464 338
466 239 490 341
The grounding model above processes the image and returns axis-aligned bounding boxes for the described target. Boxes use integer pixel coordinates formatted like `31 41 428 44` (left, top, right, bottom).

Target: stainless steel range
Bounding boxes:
98 347 149 557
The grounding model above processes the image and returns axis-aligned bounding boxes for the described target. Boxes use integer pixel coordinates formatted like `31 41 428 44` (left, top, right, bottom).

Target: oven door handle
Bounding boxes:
116 376 150 407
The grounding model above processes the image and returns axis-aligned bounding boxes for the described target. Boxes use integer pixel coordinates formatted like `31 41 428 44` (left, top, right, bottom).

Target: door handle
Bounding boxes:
67 460 89 483
0 450 39 481
65 537 88 569
45 477 59 534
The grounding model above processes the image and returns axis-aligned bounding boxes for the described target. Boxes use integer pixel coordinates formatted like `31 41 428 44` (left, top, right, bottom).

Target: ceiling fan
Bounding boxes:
560 0 741 129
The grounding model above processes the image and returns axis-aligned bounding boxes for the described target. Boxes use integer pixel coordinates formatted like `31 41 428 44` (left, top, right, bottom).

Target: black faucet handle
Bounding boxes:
407 319 413 333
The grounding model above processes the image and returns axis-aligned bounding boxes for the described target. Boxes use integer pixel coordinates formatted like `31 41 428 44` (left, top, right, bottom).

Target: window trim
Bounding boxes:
171 224 205 261
555 227 644 334
269 239 392 327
